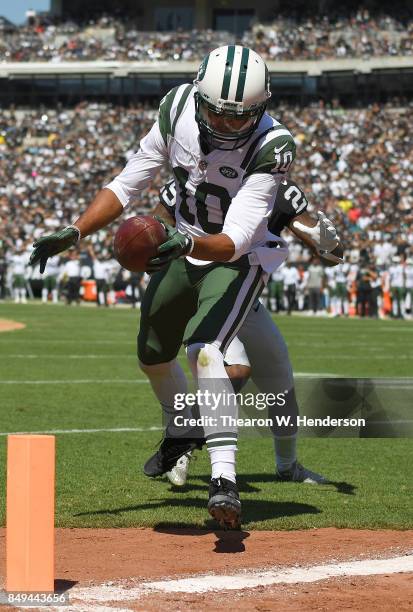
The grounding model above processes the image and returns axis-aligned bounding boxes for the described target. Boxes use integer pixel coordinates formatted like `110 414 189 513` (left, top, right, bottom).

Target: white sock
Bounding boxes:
186 343 239 482
52 289 58 303
42 288 48 303
208 446 237 483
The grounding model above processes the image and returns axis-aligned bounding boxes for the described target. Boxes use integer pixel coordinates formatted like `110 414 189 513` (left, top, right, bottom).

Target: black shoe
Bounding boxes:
144 437 204 477
207 477 241 530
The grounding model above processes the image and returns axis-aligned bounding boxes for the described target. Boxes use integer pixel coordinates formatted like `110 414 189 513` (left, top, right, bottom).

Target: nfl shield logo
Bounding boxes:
199 160 208 171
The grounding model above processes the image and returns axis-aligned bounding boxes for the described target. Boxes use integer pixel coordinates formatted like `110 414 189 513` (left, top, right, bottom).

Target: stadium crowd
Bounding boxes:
1 9 413 62
1 98 412 317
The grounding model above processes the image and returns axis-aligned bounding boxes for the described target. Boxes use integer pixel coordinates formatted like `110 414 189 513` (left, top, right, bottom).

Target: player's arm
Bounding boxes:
148 130 297 270
289 210 344 267
30 98 171 273
153 185 237 261
148 172 279 271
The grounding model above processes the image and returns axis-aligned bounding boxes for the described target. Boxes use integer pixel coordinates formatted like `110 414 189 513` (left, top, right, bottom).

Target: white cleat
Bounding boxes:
275 461 329 485
166 451 192 487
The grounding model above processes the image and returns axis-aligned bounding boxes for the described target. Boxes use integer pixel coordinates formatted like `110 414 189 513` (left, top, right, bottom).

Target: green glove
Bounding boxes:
30 226 80 273
146 217 193 273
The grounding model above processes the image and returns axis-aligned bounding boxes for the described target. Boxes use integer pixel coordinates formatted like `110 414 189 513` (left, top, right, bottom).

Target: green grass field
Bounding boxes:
0 303 412 530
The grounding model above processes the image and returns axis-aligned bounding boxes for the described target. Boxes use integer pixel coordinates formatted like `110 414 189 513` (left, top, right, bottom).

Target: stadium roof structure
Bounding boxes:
1 56 413 78
0 16 17 31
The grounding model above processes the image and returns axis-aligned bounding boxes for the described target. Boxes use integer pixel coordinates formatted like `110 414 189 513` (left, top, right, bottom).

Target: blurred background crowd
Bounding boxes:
1 8 413 63
1 2 412 317
0 99 412 316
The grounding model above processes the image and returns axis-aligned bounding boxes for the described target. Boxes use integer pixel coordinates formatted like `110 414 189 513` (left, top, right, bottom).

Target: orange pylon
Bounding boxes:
6 435 55 592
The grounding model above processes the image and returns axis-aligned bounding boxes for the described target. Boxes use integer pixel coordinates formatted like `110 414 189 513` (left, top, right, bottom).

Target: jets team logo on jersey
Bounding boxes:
219 166 238 179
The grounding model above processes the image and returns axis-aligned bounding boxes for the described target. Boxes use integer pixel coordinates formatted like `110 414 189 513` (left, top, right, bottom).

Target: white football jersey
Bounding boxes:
9 252 30 276
105 84 295 268
389 264 405 288
335 262 350 284
45 255 60 277
405 265 413 289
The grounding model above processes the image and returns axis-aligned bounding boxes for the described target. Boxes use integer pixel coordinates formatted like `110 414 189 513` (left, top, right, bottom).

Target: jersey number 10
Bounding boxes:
173 167 231 234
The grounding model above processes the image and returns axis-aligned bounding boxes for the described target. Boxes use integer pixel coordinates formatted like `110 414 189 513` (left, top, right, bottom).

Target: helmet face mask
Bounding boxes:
193 45 271 150
195 93 265 150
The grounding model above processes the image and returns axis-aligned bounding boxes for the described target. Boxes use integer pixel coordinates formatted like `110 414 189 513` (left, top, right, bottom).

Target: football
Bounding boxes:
113 216 167 272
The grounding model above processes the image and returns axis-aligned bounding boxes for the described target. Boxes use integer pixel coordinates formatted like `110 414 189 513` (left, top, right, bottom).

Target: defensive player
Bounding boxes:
154 178 343 488
30 45 338 528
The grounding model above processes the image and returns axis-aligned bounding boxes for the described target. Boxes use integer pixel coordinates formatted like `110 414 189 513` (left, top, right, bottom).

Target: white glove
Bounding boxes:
291 211 343 264
317 212 342 263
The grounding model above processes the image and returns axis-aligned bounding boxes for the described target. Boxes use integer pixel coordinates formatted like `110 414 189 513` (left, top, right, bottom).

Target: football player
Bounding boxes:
30 46 340 529
154 178 343 488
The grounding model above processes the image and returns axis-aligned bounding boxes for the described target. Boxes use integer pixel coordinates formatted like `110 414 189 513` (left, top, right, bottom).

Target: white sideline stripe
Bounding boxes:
1 374 412 385
380 327 413 331
1 375 412 385
0 339 135 344
0 373 335 384
52 607 135 612
0 379 150 384
0 426 163 436
70 555 413 601
1 420 412 438
1 354 137 359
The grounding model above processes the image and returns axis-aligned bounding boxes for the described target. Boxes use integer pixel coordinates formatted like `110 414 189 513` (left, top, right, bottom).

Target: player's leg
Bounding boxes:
184 262 264 528
400 288 406 318
166 335 251 488
49 275 58 303
275 281 284 312
238 302 329 484
41 276 49 303
267 280 275 312
13 275 22 303
138 259 202 476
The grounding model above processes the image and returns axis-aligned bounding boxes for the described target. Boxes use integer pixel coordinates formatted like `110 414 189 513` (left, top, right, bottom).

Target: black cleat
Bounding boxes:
144 437 204 477
207 477 241 530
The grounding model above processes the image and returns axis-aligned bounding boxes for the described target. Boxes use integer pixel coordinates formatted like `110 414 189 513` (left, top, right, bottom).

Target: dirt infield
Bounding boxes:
0 319 25 333
0 528 412 610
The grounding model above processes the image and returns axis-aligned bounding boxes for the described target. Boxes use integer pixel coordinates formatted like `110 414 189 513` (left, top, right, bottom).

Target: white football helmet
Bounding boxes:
193 45 271 150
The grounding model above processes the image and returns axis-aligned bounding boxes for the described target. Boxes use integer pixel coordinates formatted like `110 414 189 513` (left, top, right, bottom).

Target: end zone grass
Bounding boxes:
0 304 411 530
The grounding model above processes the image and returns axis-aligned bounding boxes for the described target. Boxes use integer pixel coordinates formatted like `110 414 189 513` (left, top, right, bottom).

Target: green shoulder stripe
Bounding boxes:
245 133 296 177
171 84 193 137
158 86 181 145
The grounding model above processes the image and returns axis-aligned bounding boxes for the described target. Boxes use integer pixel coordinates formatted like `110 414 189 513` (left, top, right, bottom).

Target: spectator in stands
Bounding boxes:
1 9 412 63
0 98 412 319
